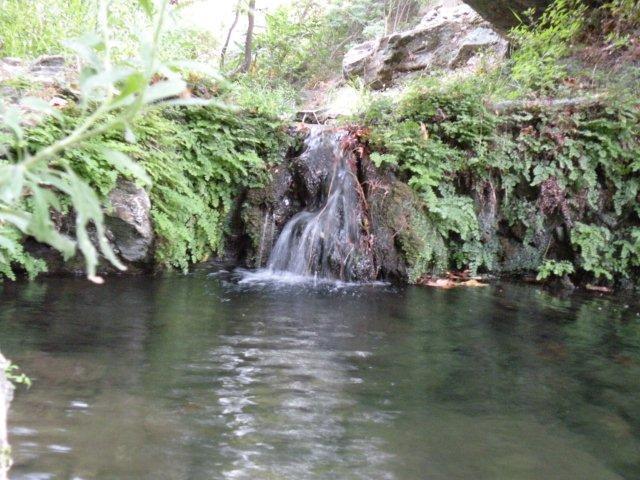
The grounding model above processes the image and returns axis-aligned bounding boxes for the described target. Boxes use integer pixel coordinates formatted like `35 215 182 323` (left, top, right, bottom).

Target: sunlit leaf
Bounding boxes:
138 0 154 17
143 79 186 103
102 149 152 185
20 97 63 120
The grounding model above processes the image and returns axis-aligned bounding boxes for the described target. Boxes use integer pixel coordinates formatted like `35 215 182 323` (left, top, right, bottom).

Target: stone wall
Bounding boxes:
0 353 13 480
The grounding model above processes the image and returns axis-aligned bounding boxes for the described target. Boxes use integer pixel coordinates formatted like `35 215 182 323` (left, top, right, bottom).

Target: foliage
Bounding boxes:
537 259 575 280
362 68 640 284
25 102 288 273
229 77 298 119
509 0 588 92
250 5 331 85
243 0 429 86
160 27 219 63
3 362 31 388
0 0 91 58
604 0 640 48
0 0 213 282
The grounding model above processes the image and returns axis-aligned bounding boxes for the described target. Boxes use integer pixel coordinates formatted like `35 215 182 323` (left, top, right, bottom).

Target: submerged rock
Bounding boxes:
0 353 13 480
343 2 508 89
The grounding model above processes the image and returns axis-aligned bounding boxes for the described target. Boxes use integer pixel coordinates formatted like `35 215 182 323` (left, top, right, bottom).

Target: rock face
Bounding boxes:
343 3 508 89
24 179 155 275
105 180 154 264
0 353 13 480
240 125 417 281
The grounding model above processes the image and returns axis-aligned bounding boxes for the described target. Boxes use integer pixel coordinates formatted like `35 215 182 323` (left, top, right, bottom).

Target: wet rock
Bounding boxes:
23 179 155 275
105 180 154 264
0 353 13 480
343 3 508 89
241 166 298 267
362 162 409 281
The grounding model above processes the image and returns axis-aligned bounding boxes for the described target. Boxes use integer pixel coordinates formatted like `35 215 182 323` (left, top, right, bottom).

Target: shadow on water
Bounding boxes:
0 268 639 479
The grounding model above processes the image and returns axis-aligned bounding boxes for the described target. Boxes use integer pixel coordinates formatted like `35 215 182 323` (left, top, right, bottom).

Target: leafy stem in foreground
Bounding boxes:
0 0 210 282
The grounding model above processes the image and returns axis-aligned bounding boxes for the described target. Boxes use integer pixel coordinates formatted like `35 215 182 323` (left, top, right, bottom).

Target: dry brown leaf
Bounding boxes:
585 284 612 293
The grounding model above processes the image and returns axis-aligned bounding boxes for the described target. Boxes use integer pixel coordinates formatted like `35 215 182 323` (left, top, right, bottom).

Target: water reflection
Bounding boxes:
0 269 639 479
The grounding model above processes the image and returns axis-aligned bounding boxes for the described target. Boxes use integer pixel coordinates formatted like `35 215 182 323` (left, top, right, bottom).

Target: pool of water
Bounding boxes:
1 267 639 479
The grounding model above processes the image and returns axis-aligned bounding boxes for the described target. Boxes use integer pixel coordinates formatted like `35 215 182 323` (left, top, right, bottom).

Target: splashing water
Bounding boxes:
256 125 370 283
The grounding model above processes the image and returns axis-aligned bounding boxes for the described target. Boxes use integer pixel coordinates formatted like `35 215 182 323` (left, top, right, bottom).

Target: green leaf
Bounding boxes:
0 164 25 203
138 0 154 17
20 97 62 120
143 79 187 104
29 188 76 259
102 149 152 185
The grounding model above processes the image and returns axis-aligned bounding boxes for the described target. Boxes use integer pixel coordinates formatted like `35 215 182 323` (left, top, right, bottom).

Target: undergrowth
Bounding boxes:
363 76 640 286
24 104 288 272
357 0 640 286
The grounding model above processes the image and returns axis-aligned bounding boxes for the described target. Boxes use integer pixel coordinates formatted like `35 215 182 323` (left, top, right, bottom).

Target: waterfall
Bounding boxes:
265 125 367 282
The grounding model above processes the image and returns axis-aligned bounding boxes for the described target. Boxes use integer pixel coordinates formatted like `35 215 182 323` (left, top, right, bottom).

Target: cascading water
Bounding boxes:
245 125 374 283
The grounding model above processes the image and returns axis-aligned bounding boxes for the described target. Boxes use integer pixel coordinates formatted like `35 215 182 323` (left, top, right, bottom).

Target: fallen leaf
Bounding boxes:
460 279 488 288
585 284 612 293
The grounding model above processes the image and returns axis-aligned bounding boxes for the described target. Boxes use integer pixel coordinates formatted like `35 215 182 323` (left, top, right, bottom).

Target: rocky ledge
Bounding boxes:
343 1 508 89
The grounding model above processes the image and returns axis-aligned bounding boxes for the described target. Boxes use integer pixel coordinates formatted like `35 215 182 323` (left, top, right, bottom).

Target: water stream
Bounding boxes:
257 126 369 283
1 269 639 479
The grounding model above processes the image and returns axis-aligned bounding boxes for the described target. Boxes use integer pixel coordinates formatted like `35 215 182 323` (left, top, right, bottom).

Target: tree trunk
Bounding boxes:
0 354 13 480
220 0 242 69
241 0 256 73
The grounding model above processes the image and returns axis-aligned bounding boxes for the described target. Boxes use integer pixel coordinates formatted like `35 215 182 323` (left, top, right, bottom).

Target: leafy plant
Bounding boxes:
0 0 213 282
3 362 31 388
537 259 575 280
509 0 588 92
0 0 91 58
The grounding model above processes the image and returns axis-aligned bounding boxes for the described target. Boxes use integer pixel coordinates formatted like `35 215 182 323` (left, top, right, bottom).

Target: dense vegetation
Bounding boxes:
24 104 287 272
0 0 638 288
353 0 640 286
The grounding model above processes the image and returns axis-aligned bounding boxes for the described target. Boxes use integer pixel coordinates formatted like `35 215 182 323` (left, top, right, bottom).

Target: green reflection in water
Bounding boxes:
0 271 639 479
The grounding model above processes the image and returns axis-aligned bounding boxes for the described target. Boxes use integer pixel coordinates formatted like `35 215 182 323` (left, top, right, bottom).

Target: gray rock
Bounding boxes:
0 55 71 85
461 0 553 33
343 3 508 89
449 27 507 68
0 353 13 480
106 180 154 263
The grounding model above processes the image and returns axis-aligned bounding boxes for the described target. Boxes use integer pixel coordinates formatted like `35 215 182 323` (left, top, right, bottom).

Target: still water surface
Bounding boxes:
1 267 639 479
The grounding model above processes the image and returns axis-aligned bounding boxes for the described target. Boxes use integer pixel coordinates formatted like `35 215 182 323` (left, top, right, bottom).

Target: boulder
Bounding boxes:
343 3 508 89
461 1 605 34
25 178 156 275
461 0 552 33
105 180 154 264
0 353 13 480
0 55 76 126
